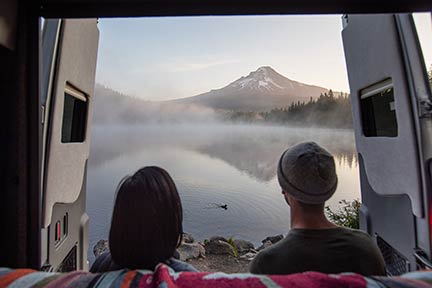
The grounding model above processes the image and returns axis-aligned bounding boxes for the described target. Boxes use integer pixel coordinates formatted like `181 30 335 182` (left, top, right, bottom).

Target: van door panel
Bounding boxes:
397 13 432 261
42 19 98 271
358 155 416 274
343 13 432 273
343 14 423 217
43 19 98 227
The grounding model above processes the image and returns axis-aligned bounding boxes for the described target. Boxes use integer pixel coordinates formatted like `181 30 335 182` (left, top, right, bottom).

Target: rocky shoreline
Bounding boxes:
93 233 284 273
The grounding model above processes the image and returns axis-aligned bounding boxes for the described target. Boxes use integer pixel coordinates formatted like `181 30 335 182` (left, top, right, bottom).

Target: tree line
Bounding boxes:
225 90 353 129
227 65 432 129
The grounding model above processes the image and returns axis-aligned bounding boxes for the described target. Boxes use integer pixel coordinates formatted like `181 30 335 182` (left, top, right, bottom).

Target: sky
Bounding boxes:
96 14 432 101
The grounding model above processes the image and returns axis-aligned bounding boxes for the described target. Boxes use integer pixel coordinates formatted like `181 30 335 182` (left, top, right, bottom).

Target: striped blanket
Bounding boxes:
1 264 431 287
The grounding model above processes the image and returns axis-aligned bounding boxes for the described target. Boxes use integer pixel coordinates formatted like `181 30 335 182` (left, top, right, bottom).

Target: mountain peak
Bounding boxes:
229 66 287 92
256 66 276 73
175 66 329 111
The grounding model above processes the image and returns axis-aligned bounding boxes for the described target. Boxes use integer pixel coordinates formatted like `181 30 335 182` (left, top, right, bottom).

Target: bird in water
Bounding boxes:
205 203 228 210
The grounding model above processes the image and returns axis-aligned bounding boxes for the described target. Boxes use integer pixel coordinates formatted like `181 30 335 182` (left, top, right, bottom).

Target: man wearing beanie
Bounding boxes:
249 142 385 276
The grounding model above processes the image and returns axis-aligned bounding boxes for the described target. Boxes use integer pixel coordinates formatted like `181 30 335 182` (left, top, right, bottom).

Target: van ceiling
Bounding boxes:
39 0 432 18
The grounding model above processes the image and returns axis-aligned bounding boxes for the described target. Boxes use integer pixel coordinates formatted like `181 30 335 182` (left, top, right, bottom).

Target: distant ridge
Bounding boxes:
174 66 330 111
93 67 346 124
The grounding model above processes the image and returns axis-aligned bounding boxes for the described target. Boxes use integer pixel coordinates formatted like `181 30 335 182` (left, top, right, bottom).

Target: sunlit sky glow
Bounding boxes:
96 14 432 101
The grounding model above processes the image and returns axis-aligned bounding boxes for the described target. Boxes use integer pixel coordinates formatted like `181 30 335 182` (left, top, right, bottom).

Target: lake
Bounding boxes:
86 123 359 262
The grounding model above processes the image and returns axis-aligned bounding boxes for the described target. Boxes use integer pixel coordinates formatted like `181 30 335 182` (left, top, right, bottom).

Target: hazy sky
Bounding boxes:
96 14 432 101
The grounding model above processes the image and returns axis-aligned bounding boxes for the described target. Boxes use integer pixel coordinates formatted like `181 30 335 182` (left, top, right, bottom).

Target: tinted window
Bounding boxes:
360 80 398 137
61 88 87 143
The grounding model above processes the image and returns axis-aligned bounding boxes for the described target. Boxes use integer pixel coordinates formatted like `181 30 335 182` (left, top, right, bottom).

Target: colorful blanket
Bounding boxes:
1 264 432 287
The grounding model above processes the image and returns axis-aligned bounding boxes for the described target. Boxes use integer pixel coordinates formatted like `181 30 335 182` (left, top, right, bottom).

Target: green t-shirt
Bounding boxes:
249 227 386 276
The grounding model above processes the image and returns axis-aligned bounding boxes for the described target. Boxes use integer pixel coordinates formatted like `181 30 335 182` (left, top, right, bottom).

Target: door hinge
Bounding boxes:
419 99 432 118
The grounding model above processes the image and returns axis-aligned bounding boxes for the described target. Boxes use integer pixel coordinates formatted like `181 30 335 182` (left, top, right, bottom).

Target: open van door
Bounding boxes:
342 14 432 274
41 19 99 271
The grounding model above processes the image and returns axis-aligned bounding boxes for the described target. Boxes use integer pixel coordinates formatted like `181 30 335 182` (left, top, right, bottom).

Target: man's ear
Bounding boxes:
282 191 290 206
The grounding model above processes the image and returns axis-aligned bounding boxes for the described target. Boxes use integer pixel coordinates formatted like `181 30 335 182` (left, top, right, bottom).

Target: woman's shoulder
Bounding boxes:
90 251 122 273
165 258 199 272
90 251 198 273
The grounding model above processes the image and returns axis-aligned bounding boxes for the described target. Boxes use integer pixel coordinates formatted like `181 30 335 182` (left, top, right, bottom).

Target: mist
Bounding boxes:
89 123 356 182
91 83 356 183
93 84 220 125
87 84 359 262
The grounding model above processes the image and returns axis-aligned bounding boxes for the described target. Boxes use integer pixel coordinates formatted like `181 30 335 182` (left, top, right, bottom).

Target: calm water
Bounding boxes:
86 124 359 262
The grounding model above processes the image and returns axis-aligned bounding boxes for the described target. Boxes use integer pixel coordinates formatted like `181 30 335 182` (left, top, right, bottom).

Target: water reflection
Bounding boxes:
89 124 357 182
87 124 359 263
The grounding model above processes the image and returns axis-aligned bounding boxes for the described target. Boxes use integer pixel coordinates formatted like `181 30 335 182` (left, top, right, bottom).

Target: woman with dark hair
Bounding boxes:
90 166 198 272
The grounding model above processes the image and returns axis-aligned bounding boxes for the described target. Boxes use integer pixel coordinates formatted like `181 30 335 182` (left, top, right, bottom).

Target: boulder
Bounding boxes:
177 242 206 261
261 234 283 244
93 239 109 257
209 236 228 243
205 239 235 256
257 240 273 251
233 239 255 254
240 251 257 261
182 233 194 244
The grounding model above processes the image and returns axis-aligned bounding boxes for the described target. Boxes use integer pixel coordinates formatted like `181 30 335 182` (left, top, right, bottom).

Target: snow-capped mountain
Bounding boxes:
229 66 308 93
175 66 330 111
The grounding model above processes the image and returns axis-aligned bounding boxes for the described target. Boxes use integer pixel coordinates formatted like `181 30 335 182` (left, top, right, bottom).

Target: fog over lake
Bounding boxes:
86 123 359 262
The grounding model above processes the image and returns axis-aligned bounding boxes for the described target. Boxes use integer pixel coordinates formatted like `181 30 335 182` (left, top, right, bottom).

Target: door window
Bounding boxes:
61 84 87 143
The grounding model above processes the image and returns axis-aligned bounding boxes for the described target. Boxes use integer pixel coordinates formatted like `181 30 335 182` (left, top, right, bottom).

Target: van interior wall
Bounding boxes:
0 0 40 269
0 0 430 271
0 45 20 267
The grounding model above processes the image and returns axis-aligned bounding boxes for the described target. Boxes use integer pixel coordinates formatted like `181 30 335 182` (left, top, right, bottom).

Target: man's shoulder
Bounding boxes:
334 227 384 258
337 227 375 242
249 236 298 274
254 242 283 259
249 246 278 274
335 227 386 274
256 234 298 257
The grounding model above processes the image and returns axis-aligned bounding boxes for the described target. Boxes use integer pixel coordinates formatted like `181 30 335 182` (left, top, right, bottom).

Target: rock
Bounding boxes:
205 239 235 256
209 236 228 243
261 234 283 244
93 239 109 257
240 251 257 261
233 239 255 254
257 240 273 251
177 242 206 261
182 233 194 244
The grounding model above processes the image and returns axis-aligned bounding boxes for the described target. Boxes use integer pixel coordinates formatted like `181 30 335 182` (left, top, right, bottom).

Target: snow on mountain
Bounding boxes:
229 66 289 91
174 66 330 111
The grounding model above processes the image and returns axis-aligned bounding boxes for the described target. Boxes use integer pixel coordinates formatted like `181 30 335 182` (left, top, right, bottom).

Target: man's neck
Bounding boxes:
290 211 337 229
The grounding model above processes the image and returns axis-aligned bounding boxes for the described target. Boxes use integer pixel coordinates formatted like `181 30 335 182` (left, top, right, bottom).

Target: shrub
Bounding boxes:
227 237 239 258
325 199 360 229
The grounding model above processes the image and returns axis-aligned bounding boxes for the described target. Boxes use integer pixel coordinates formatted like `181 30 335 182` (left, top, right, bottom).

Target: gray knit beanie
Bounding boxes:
277 142 338 204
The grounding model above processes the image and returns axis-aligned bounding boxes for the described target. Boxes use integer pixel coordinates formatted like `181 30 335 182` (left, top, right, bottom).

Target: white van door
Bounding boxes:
342 14 432 275
41 18 99 271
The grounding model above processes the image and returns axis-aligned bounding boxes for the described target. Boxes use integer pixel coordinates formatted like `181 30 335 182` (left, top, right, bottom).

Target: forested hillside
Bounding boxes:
226 90 352 128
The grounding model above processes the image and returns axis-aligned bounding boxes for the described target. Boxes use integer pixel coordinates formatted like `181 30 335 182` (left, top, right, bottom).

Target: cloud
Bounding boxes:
163 58 241 72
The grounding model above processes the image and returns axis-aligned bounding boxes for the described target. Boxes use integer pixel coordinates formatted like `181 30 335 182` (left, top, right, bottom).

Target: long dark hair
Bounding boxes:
109 166 183 270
